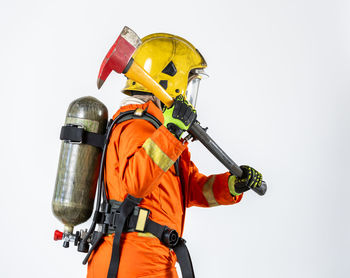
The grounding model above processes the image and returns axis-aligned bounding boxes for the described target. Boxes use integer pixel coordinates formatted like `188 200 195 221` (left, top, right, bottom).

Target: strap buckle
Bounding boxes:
61 124 84 144
134 208 150 232
133 108 145 117
162 227 179 248
103 210 120 230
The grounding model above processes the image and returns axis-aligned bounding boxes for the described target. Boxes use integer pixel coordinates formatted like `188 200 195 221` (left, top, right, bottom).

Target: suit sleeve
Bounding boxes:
115 119 186 198
186 159 243 208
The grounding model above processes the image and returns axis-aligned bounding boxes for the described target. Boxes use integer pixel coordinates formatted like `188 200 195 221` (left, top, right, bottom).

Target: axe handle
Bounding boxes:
189 121 267 196
125 61 174 107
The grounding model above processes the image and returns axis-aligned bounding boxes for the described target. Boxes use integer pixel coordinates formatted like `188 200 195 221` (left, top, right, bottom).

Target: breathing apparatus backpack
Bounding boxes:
52 96 108 241
52 96 194 278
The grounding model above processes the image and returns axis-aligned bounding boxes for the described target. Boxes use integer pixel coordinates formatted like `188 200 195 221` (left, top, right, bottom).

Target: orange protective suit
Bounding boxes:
87 100 242 278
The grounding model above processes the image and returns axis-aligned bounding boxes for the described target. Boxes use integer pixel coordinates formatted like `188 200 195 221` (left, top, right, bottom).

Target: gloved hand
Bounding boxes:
228 165 263 196
163 95 197 139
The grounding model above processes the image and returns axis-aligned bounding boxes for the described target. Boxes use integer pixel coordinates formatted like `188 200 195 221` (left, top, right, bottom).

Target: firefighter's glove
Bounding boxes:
228 166 263 196
163 95 197 139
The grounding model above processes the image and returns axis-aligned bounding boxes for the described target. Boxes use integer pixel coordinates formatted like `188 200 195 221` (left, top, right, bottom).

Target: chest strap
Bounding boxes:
105 196 195 278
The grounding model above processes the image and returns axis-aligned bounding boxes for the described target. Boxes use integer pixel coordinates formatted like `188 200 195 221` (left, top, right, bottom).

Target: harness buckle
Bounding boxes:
134 108 145 117
134 208 150 232
163 227 179 248
103 211 120 231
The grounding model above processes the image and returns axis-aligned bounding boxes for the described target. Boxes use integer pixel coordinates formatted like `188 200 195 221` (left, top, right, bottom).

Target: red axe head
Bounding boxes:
97 26 142 89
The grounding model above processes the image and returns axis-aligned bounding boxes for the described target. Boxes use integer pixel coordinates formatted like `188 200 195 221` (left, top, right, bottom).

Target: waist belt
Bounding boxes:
104 199 179 244
99 195 195 278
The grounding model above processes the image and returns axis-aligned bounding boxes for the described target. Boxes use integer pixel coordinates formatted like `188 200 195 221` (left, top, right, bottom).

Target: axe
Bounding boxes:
97 26 267 196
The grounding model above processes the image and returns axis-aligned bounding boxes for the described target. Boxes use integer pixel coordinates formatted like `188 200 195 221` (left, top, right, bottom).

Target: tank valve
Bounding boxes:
54 230 63 241
53 228 91 250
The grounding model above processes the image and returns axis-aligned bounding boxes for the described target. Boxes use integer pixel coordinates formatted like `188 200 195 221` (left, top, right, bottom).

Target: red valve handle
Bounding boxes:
54 230 63 241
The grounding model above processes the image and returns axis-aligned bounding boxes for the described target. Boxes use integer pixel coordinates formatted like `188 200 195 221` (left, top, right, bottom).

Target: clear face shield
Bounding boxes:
185 69 208 107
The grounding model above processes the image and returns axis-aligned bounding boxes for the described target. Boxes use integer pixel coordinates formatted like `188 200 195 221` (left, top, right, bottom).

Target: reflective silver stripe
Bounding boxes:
202 176 220 207
142 138 174 172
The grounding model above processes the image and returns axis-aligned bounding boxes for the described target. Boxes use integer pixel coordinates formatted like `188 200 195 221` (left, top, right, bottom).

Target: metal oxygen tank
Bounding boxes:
52 96 108 243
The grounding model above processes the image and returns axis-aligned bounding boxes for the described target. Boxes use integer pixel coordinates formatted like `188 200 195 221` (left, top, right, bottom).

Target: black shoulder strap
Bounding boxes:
104 110 187 277
80 108 163 265
103 108 163 201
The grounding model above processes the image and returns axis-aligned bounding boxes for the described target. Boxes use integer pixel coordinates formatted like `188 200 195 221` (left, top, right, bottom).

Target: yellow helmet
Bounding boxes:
122 33 207 100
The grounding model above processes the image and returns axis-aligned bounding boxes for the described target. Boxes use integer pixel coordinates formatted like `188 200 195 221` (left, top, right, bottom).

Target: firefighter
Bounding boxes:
87 33 263 278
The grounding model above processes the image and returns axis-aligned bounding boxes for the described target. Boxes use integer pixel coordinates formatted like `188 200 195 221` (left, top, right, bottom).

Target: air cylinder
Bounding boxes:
52 96 108 233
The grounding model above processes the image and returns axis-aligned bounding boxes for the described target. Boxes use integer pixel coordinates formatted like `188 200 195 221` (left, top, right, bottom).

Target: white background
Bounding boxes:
1 0 349 277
